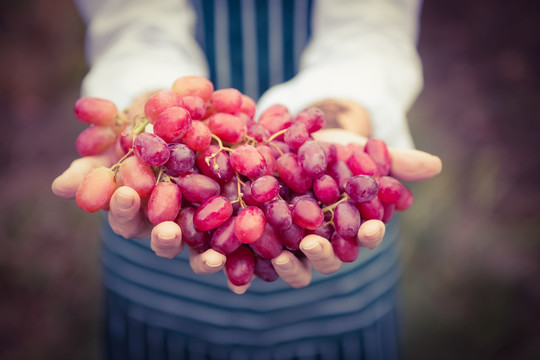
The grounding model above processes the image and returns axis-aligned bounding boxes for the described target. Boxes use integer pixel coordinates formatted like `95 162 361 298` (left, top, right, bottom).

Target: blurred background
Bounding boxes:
0 0 539 359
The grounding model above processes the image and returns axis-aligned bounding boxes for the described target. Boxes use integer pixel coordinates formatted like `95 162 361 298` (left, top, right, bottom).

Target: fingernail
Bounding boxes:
117 189 134 208
159 229 177 241
206 259 223 268
302 239 322 255
275 256 292 271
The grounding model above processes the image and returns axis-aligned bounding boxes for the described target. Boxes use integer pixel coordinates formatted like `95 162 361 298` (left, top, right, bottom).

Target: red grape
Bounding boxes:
147 182 182 225
239 94 256 119
284 122 309 150
295 107 325 133
291 198 324 230
257 104 293 136
175 207 209 250
313 175 340 205
264 199 292 231
165 143 195 177
326 160 353 191
172 76 214 102
254 257 279 282
75 125 116 156
144 90 183 124
346 150 380 177
181 120 212 151
281 223 305 251
195 145 234 183
75 166 116 212
230 144 267 179
356 196 384 221
211 217 242 255
193 195 233 231
364 138 391 176
377 176 405 204
153 106 192 143
333 201 361 239
133 132 170 167
250 175 279 203
117 156 155 197
331 232 359 263
177 172 220 204
225 245 255 286
74 97 118 127
208 113 247 144
344 175 379 203
180 95 206 120
234 206 266 243
396 186 414 211
211 88 242 114
276 153 312 194
249 223 283 259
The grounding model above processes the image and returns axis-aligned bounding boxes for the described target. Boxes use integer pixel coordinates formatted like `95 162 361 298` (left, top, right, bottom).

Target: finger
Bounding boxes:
108 186 151 239
389 148 442 181
150 221 183 259
299 234 342 275
357 219 386 250
51 153 114 198
189 248 226 274
312 128 367 146
227 278 252 295
272 250 312 288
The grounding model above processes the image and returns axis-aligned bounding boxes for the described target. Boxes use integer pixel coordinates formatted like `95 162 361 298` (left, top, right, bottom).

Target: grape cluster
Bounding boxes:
72 76 414 286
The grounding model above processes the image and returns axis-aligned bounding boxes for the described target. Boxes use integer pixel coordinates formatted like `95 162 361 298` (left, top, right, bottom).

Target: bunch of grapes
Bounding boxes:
72 76 414 286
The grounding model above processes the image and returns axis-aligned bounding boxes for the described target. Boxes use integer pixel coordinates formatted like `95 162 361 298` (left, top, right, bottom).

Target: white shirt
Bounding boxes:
75 0 423 148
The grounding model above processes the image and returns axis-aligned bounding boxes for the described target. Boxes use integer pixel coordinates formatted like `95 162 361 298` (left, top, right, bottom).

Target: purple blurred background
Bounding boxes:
0 0 539 359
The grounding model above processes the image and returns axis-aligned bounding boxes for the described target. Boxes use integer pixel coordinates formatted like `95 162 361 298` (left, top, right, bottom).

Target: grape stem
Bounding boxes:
321 194 350 214
266 128 287 143
205 134 234 166
110 149 133 174
233 172 247 209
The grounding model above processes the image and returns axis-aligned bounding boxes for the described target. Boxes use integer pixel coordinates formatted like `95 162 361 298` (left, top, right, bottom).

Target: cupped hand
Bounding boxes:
269 128 442 289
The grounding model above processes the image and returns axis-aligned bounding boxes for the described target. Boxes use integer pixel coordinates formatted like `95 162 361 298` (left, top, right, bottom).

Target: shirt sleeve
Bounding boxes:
256 0 423 148
75 0 209 110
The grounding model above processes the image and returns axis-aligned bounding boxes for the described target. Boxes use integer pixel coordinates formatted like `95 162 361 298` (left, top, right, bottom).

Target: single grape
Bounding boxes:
153 106 192 143
292 198 324 230
257 104 293 137
147 182 182 225
133 132 170 167
75 125 116 156
306 222 334 240
211 88 243 114
331 232 359 263
171 76 214 102
249 223 283 259
247 123 270 142
333 201 361 239
234 206 266 243
364 138 391 176
327 161 353 191
180 95 206 120
119 125 135 154
377 176 405 204
75 166 116 212
250 175 279 203
211 217 242 255
295 107 325 133
165 143 195 177
313 174 341 205
319 141 338 165
225 245 255 286
254 257 279 282
240 180 262 207
382 203 395 223
395 186 414 211
264 199 292 231
334 143 353 162
195 145 234 183
193 195 233 231
280 223 305 251
175 207 210 250
344 175 379 203
230 144 268 179
239 94 256 119
346 150 380 177
208 113 247 144
356 196 384 221
220 180 241 213
255 144 277 176
298 140 327 178
283 122 309 150
117 156 155 197
74 97 118 127
176 172 220 204
276 153 312 194
144 90 183 124
181 120 212 151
